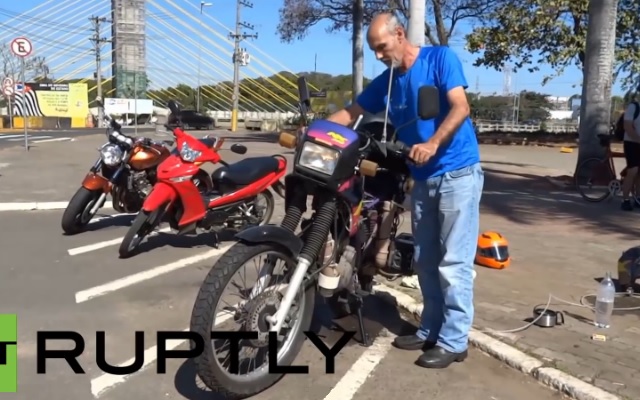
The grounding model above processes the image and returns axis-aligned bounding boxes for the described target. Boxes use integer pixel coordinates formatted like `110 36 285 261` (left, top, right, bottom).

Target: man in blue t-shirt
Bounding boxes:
325 12 483 369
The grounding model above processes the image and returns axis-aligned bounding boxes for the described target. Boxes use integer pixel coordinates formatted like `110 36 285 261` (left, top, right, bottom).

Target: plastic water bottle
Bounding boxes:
594 272 616 328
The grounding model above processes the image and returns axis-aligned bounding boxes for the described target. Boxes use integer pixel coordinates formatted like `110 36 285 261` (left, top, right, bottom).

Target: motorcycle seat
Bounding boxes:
212 156 280 187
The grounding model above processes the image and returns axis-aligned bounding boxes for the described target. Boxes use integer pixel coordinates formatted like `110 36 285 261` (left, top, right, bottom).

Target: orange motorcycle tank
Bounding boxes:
128 143 170 171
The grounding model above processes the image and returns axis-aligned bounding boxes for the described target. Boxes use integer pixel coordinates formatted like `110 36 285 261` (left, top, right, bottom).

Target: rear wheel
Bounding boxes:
255 190 275 226
575 157 615 202
236 190 275 230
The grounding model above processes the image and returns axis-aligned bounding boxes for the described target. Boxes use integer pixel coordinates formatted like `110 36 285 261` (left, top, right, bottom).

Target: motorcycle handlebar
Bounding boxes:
386 141 411 158
110 130 134 148
359 140 412 178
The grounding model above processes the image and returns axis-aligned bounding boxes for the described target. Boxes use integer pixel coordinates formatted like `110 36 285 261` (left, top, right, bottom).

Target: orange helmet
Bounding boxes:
475 231 510 269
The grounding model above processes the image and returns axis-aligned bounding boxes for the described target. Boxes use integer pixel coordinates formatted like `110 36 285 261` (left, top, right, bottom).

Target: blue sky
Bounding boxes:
0 0 626 98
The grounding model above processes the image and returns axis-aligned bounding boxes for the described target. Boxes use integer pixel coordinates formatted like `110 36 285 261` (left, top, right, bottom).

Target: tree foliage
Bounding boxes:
1 46 50 81
145 72 371 112
276 0 501 46
390 0 502 45
276 0 391 43
465 0 640 89
468 91 554 122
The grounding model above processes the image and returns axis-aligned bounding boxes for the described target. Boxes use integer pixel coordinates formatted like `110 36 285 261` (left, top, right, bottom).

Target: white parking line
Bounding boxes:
75 245 232 303
90 311 235 398
32 137 72 143
67 227 172 256
8 135 52 141
89 213 133 224
323 334 394 400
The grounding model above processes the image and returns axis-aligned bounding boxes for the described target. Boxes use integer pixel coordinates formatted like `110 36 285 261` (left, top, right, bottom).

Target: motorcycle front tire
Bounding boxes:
190 242 315 400
61 187 103 235
118 208 161 258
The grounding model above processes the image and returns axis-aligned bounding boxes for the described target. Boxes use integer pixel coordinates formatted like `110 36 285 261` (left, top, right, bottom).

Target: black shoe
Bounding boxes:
392 335 437 351
415 346 468 369
621 200 633 211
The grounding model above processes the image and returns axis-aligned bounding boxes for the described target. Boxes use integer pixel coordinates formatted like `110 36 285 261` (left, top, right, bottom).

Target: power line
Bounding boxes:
230 0 257 132
89 15 111 127
0 8 90 33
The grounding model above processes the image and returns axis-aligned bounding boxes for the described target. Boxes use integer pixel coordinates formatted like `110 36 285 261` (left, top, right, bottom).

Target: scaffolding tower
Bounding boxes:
111 0 148 98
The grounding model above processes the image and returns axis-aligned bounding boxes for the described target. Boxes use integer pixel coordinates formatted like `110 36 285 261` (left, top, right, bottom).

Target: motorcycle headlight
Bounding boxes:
298 141 339 175
180 142 202 162
100 144 123 166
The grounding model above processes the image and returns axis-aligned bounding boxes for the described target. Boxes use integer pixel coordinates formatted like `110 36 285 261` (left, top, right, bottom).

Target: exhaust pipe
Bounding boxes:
373 200 397 269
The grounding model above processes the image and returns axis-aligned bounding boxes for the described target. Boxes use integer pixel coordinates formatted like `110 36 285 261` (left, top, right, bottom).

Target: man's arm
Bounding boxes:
326 71 388 126
428 47 471 148
326 103 366 126
624 103 640 141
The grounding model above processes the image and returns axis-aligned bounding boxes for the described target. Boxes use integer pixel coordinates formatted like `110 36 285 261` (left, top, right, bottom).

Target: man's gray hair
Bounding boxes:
385 13 404 34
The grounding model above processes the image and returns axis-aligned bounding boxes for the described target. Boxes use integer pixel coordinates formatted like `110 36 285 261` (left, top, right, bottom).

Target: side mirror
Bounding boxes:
297 76 311 108
167 100 181 115
230 143 247 155
417 85 440 120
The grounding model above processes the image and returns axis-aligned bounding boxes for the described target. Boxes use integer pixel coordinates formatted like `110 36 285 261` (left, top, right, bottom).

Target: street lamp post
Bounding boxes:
197 1 212 112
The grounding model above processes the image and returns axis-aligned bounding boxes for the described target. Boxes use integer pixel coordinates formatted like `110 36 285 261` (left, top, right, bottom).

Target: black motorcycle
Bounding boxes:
188 76 440 399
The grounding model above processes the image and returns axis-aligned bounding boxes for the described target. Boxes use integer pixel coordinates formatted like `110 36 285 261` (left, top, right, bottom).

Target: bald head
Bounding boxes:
367 12 408 68
368 13 404 42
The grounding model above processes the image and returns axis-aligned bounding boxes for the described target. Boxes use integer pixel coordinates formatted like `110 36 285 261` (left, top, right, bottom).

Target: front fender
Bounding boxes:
142 182 177 212
81 172 110 192
235 224 303 258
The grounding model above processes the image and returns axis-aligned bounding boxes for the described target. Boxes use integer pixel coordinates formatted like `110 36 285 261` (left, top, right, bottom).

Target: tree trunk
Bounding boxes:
352 0 364 103
575 0 619 174
408 0 426 46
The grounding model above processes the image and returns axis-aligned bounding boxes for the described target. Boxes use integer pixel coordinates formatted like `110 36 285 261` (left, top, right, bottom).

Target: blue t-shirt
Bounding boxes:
356 46 479 181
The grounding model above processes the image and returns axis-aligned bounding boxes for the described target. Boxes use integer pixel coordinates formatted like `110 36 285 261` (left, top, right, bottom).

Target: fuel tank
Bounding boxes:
128 143 170 171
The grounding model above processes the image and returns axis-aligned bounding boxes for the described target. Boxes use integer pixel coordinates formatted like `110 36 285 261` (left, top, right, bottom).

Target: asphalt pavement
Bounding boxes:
0 134 569 399
0 126 158 150
0 209 565 400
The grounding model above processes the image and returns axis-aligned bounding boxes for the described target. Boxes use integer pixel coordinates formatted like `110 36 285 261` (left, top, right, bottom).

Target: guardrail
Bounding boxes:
474 123 578 134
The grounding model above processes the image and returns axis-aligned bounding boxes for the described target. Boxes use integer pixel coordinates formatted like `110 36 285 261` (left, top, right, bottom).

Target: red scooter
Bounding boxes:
118 100 287 258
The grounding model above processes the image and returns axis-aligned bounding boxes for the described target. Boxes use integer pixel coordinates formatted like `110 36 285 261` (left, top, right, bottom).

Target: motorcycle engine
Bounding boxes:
130 171 153 197
336 245 356 290
318 242 356 297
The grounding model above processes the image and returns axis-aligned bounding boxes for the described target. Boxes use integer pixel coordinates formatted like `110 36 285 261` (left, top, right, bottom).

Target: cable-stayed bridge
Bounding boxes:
0 0 323 131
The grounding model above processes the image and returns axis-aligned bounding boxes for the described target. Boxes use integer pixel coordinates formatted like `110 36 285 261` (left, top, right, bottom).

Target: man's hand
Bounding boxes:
409 141 439 165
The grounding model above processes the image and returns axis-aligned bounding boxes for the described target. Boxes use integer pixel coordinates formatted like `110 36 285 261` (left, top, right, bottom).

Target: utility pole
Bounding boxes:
89 15 111 128
197 2 213 113
407 0 426 46
229 0 257 132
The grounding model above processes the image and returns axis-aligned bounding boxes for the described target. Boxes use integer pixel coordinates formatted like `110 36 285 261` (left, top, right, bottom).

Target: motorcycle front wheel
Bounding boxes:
190 242 315 399
118 206 164 258
61 187 104 235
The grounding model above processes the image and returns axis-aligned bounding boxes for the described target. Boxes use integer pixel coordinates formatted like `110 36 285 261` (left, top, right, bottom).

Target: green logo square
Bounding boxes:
0 314 17 393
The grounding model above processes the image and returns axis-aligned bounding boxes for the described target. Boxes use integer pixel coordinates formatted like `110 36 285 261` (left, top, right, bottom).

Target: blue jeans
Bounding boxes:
410 162 484 353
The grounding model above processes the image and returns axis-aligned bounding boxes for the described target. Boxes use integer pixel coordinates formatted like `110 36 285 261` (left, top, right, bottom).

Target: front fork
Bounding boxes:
87 152 129 215
265 257 312 334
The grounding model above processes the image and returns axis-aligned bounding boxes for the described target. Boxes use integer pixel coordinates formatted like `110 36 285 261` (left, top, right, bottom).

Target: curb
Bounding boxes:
0 202 114 212
372 283 621 400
